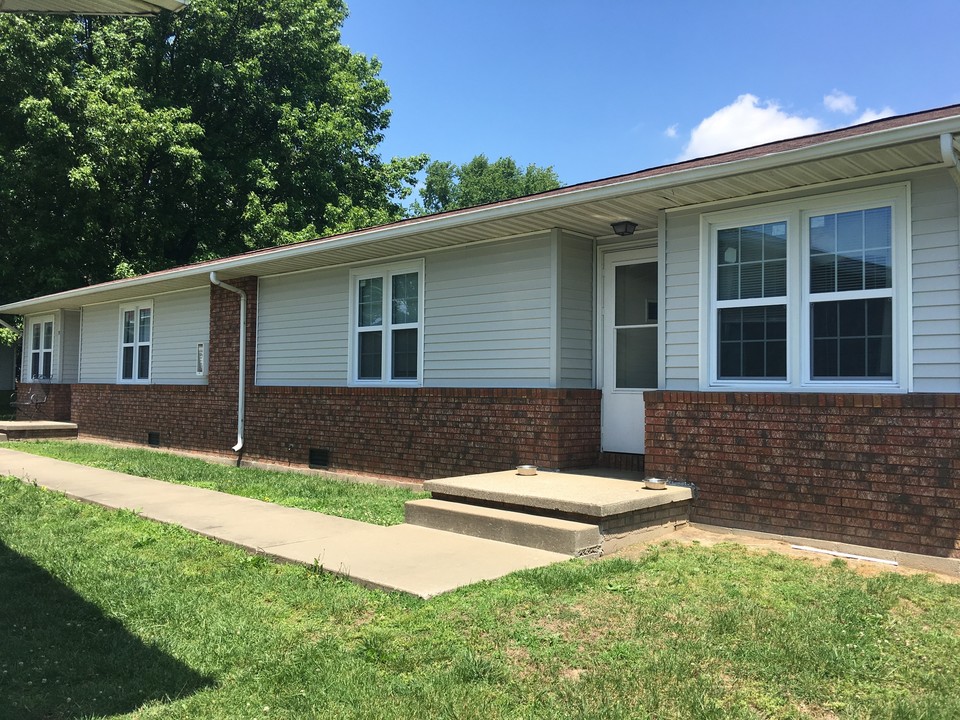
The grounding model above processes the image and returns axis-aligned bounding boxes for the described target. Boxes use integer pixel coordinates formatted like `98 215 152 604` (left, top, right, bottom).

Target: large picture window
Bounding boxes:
704 184 909 390
350 261 423 384
119 303 152 382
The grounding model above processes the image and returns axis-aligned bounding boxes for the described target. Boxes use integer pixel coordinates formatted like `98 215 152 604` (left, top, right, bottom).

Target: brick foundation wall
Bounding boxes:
645 391 960 559
15 382 72 422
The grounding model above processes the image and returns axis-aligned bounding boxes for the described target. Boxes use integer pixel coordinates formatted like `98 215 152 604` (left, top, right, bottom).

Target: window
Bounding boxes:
28 316 54 380
350 261 423 384
704 184 909 390
119 303 152 382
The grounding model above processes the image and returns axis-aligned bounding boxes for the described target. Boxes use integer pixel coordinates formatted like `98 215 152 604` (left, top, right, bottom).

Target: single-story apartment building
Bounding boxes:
3 104 959 560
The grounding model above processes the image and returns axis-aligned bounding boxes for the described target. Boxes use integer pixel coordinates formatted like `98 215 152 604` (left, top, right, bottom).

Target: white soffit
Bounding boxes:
0 0 186 14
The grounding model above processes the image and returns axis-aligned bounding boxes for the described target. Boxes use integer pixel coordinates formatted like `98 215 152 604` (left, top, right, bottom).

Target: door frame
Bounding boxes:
596 241 663 453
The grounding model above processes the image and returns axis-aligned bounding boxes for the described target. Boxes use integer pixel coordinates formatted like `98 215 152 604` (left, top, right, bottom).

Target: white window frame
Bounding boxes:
347 259 424 386
117 302 154 383
700 183 911 392
26 315 55 381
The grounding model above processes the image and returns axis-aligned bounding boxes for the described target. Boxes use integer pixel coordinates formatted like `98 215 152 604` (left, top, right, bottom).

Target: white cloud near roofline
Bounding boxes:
673 92 896 161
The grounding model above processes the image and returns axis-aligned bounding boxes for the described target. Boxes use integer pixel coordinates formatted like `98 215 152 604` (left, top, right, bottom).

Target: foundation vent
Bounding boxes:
308 448 330 469
147 432 161 447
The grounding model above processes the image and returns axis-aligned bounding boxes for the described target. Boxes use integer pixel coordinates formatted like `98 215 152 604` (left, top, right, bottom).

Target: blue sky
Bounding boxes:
341 0 960 188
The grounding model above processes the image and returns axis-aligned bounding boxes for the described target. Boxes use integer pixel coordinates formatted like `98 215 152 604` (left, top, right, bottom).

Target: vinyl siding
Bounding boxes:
256 268 349 385
79 289 210 385
60 310 81 383
78 304 118 383
662 211 701 390
910 170 960 391
423 234 554 387
151 288 210 385
558 231 594 387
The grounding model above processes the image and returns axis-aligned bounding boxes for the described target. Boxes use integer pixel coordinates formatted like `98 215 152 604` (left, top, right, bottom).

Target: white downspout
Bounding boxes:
209 272 246 453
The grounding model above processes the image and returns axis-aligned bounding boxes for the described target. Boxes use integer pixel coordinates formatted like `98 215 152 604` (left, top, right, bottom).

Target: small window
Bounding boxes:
119 303 152 382
28 316 54 380
350 261 423 384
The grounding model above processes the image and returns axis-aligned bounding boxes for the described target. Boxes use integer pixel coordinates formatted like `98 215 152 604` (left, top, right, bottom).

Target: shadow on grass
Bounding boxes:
0 540 213 719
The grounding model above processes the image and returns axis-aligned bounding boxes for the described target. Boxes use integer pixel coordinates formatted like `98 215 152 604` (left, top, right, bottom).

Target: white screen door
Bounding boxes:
601 248 658 453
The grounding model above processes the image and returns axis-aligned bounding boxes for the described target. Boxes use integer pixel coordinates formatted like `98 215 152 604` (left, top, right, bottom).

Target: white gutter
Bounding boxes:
3 112 960 317
940 133 960 188
0 318 19 334
209 272 245 454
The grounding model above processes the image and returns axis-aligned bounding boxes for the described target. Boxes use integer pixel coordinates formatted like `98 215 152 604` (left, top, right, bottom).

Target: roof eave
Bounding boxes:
3 112 959 316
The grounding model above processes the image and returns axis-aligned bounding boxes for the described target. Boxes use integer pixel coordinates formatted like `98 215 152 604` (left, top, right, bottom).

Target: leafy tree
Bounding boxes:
0 0 426 306
412 154 561 216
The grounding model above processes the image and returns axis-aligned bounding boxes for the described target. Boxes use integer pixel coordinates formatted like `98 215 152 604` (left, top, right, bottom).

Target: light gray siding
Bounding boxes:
60 310 81 383
911 170 960 391
256 269 349 385
79 304 118 383
423 234 554 387
152 288 210 385
558 231 594 388
80 289 210 384
662 211 701 390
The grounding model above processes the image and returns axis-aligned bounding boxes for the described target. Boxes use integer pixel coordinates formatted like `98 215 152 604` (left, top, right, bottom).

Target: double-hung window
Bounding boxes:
350 261 423 384
704 184 909 390
119 303 152 382
28 316 54 380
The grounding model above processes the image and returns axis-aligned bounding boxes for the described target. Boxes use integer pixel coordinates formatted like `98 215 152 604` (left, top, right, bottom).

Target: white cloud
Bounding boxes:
679 94 823 160
855 106 896 124
824 90 857 115
664 124 678 139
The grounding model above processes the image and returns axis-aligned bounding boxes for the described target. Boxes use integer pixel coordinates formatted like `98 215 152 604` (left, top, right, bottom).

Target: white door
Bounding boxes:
601 248 659 453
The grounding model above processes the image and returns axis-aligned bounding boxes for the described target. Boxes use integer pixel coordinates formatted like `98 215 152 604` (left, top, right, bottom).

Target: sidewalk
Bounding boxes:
0 448 569 598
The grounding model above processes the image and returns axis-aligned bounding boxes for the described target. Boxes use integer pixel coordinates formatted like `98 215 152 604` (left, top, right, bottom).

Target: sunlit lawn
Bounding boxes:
2 467 959 719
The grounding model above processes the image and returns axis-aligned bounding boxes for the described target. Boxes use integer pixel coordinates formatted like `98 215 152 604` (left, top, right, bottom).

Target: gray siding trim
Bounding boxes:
256 268 349 386
558 230 594 388
663 211 701 389
911 170 960 391
423 234 554 387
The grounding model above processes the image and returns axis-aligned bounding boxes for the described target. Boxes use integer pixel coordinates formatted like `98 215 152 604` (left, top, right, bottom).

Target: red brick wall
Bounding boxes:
645 391 960 559
15 382 72 422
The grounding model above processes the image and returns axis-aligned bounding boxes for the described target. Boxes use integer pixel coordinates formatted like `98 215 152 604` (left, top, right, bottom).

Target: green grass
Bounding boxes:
2 476 959 719
0 440 426 526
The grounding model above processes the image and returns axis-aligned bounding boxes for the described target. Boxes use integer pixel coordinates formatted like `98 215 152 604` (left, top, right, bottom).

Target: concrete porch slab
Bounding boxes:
0 420 79 440
424 469 692 518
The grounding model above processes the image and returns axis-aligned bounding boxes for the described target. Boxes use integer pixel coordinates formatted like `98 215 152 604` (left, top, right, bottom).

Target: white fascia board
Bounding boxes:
3 113 959 317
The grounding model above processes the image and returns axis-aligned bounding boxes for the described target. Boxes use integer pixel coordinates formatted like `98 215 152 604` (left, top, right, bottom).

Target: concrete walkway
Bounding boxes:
0 448 569 598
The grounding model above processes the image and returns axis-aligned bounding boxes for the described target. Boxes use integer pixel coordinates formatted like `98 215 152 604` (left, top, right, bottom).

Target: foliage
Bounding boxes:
0 1 427 306
412 154 561 215
2 474 959 718
4 440 425 525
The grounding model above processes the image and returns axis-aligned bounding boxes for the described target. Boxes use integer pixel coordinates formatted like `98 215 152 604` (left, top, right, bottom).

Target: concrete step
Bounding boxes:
0 421 78 440
405 498 602 557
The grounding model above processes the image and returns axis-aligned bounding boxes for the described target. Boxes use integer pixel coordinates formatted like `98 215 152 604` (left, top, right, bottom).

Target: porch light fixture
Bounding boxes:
610 220 638 236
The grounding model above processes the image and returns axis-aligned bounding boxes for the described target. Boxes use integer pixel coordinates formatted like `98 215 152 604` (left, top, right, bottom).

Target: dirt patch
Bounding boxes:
612 525 959 584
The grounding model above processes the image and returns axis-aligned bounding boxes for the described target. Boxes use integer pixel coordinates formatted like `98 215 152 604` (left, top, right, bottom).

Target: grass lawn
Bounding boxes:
2 474 959 718
0 440 426 526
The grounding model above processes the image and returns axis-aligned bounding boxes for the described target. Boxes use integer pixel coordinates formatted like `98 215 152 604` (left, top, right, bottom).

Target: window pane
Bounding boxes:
718 306 787 379
358 331 382 379
616 326 657 388
41 351 52 379
716 222 786 301
810 207 891 295
123 310 135 344
391 328 418 379
43 321 53 350
137 345 150 380
615 263 658 326
392 273 418 324
138 308 152 343
31 353 40 378
32 323 41 350
358 278 383 327
122 346 134 380
810 299 892 380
